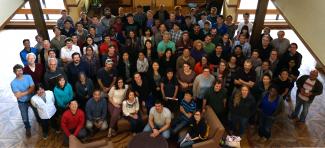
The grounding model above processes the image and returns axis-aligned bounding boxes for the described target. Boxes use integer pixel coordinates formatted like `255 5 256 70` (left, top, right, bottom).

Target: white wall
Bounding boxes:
273 0 325 66
0 0 24 28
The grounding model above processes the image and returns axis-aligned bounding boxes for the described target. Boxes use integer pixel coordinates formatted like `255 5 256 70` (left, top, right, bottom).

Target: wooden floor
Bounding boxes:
1 29 324 147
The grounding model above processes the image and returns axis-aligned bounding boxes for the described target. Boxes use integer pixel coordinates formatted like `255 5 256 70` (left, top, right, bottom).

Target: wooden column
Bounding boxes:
29 0 49 40
250 0 268 48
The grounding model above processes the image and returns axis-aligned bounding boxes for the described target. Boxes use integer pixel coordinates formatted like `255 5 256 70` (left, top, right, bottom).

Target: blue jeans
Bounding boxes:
230 114 248 136
18 102 40 129
178 135 195 148
258 112 274 139
291 95 311 122
171 115 190 135
143 123 171 139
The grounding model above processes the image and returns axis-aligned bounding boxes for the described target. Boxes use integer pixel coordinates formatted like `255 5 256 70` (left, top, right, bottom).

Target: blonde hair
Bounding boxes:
233 85 250 107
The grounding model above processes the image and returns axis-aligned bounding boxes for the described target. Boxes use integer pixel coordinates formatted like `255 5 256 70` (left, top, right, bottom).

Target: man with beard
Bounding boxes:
100 7 115 30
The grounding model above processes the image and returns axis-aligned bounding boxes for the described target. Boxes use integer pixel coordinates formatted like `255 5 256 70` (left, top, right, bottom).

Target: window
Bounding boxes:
10 0 65 22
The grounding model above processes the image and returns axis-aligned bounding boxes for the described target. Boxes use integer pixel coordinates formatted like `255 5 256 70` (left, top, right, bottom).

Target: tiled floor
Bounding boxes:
0 29 324 147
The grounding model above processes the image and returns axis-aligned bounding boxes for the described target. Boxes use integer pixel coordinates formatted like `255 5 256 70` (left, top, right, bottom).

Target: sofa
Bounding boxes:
180 105 225 148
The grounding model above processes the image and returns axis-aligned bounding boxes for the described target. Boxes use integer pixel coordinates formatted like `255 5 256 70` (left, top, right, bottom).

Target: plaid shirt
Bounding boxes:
170 30 183 43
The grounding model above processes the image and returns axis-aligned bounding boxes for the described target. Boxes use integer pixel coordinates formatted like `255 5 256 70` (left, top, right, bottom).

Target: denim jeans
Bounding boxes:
18 102 40 129
178 135 195 148
230 114 249 136
291 95 311 122
258 112 274 139
143 123 171 139
171 115 190 135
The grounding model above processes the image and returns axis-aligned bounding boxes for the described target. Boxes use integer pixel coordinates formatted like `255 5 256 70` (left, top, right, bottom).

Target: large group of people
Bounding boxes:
10 4 323 147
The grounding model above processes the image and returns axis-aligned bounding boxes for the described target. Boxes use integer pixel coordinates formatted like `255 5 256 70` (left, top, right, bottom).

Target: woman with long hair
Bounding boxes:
82 36 98 55
194 56 213 75
229 85 256 135
82 46 100 82
159 48 176 75
107 78 128 137
122 89 143 134
143 40 158 66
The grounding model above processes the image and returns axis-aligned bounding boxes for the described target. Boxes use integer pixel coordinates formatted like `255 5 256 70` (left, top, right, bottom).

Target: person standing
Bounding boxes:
290 70 323 123
31 84 58 139
11 64 39 138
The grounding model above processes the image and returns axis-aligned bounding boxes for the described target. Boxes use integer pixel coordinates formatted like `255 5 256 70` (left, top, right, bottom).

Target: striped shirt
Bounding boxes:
180 99 197 121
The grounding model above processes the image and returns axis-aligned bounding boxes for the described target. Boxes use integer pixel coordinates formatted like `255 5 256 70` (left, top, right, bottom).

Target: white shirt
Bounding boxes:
108 85 128 105
237 22 253 34
31 91 57 119
60 45 81 61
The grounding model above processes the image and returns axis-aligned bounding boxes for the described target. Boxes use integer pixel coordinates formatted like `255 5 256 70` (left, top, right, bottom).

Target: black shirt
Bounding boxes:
272 77 291 95
97 67 117 87
234 68 256 88
204 88 228 115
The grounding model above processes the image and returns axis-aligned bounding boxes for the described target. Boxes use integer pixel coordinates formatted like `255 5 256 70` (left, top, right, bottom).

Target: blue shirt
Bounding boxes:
20 48 38 66
261 93 280 116
180 99 197 121
11 75 34 102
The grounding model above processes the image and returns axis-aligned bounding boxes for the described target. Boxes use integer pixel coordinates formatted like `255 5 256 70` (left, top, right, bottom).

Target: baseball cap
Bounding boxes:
105 58 114 64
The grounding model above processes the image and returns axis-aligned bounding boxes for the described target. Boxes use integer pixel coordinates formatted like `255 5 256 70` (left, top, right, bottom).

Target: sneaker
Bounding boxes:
26 128 31 138
42 133 48 140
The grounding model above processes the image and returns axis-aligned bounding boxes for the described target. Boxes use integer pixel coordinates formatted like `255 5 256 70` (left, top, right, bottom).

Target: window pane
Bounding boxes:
239 0 276 9
239 0 258 9
237 14 256 22
45 0 65 9
48 14 61 20
12 14 27 20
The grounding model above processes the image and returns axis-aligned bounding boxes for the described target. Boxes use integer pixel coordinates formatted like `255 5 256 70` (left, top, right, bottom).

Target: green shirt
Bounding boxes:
204 87 227 115
204 42 216 54
157 40 176 53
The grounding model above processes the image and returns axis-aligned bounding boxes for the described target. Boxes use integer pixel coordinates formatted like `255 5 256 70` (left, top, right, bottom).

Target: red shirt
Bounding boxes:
61 109 85 136
99 41 119 55
194 63 214 75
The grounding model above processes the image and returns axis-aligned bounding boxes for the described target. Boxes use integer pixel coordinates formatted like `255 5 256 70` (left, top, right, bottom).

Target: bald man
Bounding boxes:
290 70 323 123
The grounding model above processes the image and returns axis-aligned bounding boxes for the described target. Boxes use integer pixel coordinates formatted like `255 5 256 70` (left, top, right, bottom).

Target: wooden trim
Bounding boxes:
4 21 56 29
0 1 27 30
16 9 62 14
272 1 325 68
237 9 279 14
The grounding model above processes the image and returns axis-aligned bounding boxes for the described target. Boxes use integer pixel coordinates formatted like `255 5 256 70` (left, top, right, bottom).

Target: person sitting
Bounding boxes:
171 91 196 135
61 100 87 146
107 78 128 137
122 89 144 134
143 100 171 139
178 111 208 148
31 83 58 139
85 89 108 135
